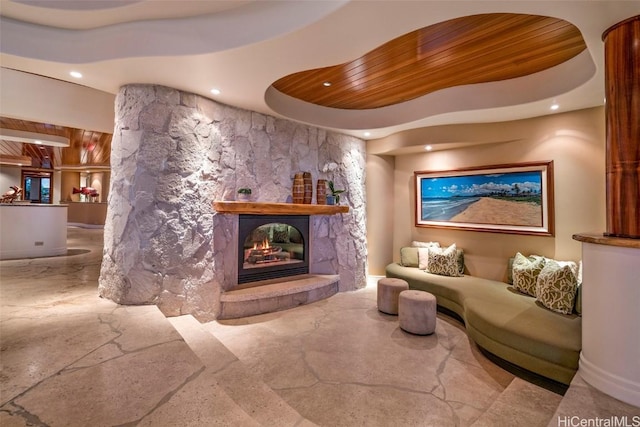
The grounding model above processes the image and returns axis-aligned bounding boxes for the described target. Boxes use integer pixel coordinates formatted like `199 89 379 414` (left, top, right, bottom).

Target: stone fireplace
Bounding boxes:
237 214 309 284
99 84 368 321
211 204 350 319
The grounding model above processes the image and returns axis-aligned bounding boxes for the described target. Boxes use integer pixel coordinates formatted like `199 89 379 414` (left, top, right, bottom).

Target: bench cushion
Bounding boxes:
385 262 581 384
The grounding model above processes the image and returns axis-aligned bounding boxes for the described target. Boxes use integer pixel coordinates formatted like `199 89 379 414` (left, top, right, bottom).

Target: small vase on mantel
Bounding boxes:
303 172 313 204
292 173 304 204
316 179 327 205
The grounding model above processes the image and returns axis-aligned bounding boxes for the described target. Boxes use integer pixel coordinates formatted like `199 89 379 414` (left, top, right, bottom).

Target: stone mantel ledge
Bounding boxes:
213 201 349 215
573 233 640 249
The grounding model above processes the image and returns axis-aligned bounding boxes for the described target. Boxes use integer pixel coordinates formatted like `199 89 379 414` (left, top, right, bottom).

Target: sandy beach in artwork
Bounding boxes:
450 197 542 226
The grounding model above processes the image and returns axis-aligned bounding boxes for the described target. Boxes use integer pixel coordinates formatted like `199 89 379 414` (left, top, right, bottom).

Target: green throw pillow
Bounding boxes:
535 260 578 315
573 261 582 315
288 227 303 244
507 257 515 284
427 244 462 277
400 247 419 268
544 257 579 281
574 283 582 315
456 249 465 275
272 227 290 243
577 260 582 286
512 252 545 296
420 247 462 272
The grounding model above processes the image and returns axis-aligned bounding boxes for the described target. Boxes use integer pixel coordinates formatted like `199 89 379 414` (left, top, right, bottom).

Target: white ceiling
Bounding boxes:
0 0 638 140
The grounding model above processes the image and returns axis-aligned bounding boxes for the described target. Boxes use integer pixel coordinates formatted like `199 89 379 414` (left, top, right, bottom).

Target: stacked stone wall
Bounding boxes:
99 84 367 320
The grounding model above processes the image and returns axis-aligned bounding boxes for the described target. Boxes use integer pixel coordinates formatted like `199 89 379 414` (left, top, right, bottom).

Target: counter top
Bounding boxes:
573 233 640 249
66 201 107 205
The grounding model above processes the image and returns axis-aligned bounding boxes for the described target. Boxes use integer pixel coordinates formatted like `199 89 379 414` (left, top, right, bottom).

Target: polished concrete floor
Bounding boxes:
1 227 638 426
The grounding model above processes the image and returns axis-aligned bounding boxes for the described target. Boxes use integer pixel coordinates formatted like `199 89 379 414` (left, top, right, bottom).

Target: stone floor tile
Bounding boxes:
278 382 461 427
1 312 119 405
12 340 202 426
137 368 261 427
548 373 640 426
473 377 563 427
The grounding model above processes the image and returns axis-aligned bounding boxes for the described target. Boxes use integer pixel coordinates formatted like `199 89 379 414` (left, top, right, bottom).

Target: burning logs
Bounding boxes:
245 245 289 264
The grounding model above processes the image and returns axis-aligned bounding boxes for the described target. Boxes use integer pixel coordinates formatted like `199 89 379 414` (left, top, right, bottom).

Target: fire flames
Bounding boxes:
244 238 287 266
253 239 270 250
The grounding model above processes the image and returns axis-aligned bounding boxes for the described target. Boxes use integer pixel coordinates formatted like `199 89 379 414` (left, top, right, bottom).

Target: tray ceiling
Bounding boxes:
273 14 586 110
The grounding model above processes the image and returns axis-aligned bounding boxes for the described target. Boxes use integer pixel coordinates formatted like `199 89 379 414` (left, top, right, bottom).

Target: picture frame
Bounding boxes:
415 161 554 236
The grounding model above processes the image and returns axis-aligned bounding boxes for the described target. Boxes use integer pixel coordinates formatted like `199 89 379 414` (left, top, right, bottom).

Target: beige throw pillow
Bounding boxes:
545 258 579 281
427 244 462 277
418 248 430 270
512 252 545 296
535 260 578 315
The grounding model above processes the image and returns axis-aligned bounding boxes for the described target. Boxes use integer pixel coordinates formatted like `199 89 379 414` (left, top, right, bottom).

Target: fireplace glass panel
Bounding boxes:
237 214 309 284
242 223 304 270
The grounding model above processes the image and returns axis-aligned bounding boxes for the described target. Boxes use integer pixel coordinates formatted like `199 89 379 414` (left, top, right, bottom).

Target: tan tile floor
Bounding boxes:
1 227 637 426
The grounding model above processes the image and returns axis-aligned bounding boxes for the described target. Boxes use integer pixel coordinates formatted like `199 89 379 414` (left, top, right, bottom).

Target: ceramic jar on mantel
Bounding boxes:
303 172 313 204
316 179 327 205
292 173 304 204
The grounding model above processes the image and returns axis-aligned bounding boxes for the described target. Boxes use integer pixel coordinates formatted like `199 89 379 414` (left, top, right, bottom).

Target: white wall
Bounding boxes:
0 68 115 133
365 154 395 275
0 166 22 198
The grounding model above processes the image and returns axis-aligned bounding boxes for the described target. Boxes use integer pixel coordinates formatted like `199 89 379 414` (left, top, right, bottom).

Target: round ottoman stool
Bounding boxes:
399 290 437 335
377 278 409 315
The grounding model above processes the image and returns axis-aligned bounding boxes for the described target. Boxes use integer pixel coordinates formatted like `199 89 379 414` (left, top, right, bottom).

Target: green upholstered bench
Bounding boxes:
385 257 581 385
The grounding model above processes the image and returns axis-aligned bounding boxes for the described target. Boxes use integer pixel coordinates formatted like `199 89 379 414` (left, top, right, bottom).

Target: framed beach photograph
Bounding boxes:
415 161 554 236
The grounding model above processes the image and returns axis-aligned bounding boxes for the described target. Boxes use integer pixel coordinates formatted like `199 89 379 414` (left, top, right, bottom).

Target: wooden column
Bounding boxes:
603 16 640 238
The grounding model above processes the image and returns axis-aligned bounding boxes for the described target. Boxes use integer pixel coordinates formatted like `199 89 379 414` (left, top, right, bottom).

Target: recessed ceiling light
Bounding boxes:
210 88 221 95
425 145 433 151
550 103 559 111
34 140 42 144
70 71 82 79
363 132 371 137
323 82 332 87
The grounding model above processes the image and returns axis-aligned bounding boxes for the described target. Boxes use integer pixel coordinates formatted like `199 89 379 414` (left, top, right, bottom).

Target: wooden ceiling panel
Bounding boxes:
272 13 587 110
